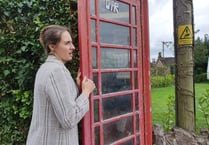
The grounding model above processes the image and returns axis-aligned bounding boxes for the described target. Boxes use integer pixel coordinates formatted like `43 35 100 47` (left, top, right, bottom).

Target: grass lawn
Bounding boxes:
151 82 209 133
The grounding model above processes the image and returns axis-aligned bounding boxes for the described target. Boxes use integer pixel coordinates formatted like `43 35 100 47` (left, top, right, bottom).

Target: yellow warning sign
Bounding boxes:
178 25 193 45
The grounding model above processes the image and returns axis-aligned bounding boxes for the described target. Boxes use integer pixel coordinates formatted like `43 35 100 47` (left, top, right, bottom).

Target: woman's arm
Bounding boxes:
45 68 89 129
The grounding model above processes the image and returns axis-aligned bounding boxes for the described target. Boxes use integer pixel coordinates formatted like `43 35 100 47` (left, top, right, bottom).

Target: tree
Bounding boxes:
194 36 209 75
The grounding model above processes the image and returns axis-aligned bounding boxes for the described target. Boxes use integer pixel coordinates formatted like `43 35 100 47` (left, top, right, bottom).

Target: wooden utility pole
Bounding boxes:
173 0 195 131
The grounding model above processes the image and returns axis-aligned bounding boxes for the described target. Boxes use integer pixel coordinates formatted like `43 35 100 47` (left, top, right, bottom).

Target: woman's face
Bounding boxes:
52 31 75 63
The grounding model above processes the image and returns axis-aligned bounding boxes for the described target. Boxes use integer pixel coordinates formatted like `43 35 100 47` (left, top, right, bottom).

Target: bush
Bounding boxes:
0 90 32 144
151 75 175 88
161 95 175 132
198 89 209 131
170 64 175 75
0 0 79 144
151 66 167 76
195 73 209 83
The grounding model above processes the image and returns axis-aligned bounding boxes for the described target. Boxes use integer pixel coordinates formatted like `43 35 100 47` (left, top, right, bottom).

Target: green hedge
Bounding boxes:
0 0 79 144
195 73 209 83
151 75 175 88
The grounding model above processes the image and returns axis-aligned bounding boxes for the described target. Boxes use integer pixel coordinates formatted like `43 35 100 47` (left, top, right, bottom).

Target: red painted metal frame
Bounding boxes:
78 0 152 144
78 0 92 144
141 0 152 145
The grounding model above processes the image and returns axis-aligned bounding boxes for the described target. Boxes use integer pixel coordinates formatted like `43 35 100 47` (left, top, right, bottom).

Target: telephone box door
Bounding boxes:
78 0 151 145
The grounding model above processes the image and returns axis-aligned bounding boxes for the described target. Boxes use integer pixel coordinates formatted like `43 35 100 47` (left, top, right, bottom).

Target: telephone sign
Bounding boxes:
105 0 119 13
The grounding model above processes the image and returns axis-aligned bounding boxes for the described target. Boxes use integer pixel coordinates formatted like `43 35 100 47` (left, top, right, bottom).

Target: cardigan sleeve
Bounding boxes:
45 68 89 129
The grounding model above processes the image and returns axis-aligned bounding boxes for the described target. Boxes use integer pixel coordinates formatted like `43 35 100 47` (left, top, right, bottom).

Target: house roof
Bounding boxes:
155 52 175 67
159 57 175 66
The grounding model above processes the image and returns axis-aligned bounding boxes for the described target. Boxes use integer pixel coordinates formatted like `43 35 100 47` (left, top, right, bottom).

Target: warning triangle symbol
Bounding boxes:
180 26 192 39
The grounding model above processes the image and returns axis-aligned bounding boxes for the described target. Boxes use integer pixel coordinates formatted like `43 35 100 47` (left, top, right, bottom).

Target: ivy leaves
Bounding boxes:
0 0 79 144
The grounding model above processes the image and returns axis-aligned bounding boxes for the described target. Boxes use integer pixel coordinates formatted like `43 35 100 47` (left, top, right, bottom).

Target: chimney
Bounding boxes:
152 58 156 64
158 52 162 59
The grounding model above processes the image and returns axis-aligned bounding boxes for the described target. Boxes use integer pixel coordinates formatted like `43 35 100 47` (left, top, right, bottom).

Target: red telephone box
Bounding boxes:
78 0 152 144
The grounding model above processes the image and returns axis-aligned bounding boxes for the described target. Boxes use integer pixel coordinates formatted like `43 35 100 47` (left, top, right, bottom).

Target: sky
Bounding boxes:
148 0 209 61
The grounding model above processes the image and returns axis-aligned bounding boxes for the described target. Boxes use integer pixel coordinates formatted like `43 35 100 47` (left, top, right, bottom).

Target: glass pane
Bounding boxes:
102 94 132 120
103 117 133 145
101 72 131 94
99 0 129 23
120 139 134 145
92 47 97 69
95 127 100 145
90 0 95 16
134 71 138 89
133 28 136 47
94 100 99 122
133 50 137 67
136 136 140 145
132 6 136 25
100 22 130 46
93 73 98 95
101 48 130 69
91 19 96 42
136 114 139 133
135 93 139 111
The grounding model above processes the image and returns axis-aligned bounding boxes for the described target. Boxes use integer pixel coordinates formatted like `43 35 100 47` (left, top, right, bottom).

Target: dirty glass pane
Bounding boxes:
133 28 137 47
90 0 95 16
94 100 99 122
136 114 140 133
94 126 100 145
102 94 132 120
93 73 98 95
103 117 133 145
134 71 138 89
100 22 130 46
101 48 130 69
92 47 97 69
91 19 96 42
101 72 131 94
99 0 129 23
132 6 136 25
136 136 140 145
134 50 137 67
135 93 139 111
120 139 134 145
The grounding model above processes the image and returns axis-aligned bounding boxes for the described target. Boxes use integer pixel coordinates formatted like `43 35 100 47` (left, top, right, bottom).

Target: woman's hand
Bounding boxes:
82 76 96 97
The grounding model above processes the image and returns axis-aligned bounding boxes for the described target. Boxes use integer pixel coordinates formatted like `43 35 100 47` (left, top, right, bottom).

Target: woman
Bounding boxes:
26 25 95 145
